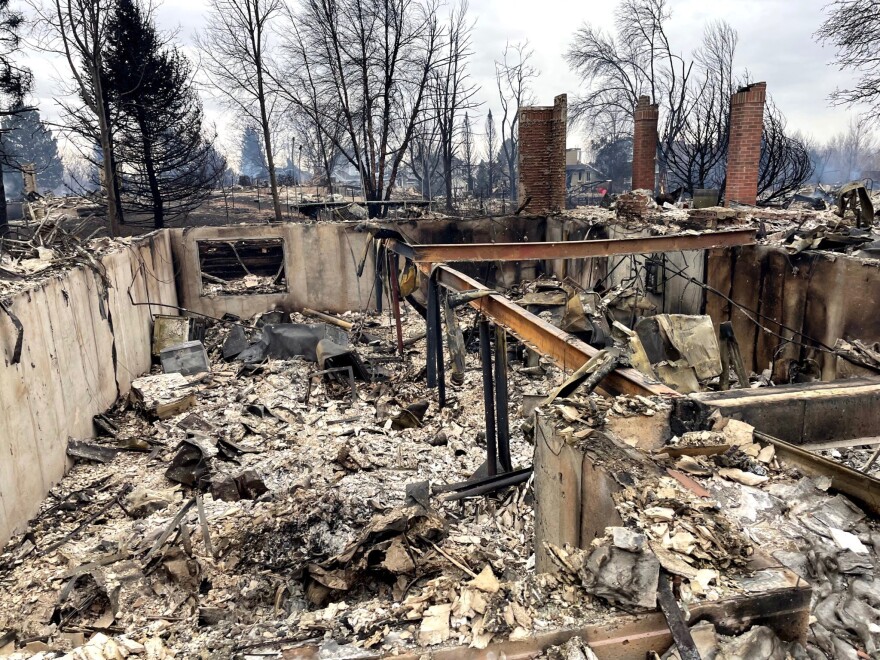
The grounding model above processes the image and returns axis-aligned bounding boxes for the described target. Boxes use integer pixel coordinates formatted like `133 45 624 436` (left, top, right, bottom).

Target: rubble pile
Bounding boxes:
710 472 880 659
539 393 880 659
0 209 124 298
0 307 615 659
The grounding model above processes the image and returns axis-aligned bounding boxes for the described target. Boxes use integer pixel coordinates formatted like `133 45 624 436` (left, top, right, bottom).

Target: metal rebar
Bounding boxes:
494 325 512 473
479 318 497 477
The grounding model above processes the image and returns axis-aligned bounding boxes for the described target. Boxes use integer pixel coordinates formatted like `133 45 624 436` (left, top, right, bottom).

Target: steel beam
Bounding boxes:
423 263 677 397
388 228 754 263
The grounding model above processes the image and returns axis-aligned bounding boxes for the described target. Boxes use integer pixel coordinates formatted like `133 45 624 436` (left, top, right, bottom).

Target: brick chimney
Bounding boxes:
517 94 567 214
632 96 658 192
725 82 766 207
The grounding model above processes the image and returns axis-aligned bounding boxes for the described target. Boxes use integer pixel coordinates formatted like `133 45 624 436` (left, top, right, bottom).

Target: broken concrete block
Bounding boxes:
418 603 452 645
604 404 671 450
609 526 645 552
468 564 501 593
161 340 209 377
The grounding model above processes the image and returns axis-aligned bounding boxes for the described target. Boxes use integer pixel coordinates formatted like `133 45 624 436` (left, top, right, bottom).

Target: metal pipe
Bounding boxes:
479 318 497 477
434 281 446 409
387 251 404 356
494 326 512 472
441 468 532 501
374 242 384 314
426 275 438 388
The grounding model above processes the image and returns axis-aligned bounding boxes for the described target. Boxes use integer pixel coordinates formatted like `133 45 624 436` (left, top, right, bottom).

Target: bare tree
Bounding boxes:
29 0 122 234
495 41 536 202
817 0 880 122
408 116 441 199
565 0 693 147
197 0 283 223
662 21 736 193
758 99 813 204
566 0 811 202
811 117 880 183
430 1 479 211
278 0 443 217
461 110 475 194
290 111 340 186
485 108 497 197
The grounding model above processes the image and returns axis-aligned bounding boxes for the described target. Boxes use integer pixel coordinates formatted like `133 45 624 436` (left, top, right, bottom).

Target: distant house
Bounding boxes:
565 148 605 191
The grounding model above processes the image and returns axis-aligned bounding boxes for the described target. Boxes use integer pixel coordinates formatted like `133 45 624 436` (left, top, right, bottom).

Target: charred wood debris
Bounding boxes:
1 196 880 658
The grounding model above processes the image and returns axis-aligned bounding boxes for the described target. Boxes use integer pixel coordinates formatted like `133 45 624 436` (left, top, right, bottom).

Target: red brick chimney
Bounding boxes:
632 95 658 192
518 94 567 214
725 82 766 207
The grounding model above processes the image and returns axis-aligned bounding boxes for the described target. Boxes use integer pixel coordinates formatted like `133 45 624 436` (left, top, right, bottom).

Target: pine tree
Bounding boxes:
103 0 224 228
0 0 32 229
239 124 268 181
1 110 64 196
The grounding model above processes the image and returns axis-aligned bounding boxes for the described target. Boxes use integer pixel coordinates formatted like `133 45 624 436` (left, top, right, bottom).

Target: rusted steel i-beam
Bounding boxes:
388 228 755 263
423 263 677 398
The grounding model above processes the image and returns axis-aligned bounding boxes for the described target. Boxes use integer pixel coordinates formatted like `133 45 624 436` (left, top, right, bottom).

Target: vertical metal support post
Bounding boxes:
387 251 405 356
434 286 446 409
479 318 497 477
374 243 384 314
494 326 512 473
426 275 438 388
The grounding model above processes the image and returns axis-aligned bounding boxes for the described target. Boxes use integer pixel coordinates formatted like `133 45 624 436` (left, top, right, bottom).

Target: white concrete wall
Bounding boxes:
0 232 178 547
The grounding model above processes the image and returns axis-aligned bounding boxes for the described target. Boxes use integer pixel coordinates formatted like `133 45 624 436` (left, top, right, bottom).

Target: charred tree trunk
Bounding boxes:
0 162 7 233
93 60 122 236
136 111 164 229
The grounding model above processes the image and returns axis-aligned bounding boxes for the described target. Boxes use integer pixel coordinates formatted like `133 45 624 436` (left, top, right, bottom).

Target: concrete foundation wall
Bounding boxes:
171 223 376 318
693 378 880 444
170 217 550 319
706 245 880 381
0 233 178 547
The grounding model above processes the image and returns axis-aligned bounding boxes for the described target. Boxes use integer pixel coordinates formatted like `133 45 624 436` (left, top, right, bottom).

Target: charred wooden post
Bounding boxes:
443 293 468 386
720 321 749 389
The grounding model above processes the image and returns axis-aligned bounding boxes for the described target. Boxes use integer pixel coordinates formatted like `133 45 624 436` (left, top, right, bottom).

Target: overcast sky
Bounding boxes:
23 0 864 164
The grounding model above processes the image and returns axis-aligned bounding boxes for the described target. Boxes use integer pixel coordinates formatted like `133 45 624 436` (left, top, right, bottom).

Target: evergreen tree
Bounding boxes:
0 0 32 229
103 0 224 228
1 110 64 196
239 124 268 181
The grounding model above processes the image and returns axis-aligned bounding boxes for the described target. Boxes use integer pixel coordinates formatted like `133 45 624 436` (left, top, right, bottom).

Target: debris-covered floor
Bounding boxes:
0 308 622 659
3 300 880 660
